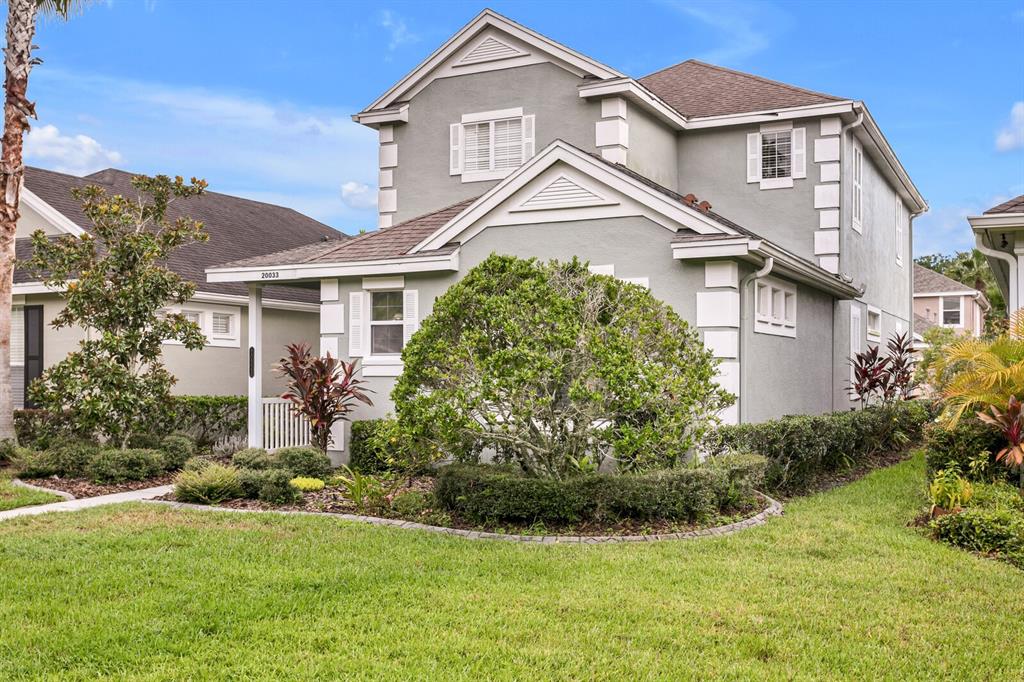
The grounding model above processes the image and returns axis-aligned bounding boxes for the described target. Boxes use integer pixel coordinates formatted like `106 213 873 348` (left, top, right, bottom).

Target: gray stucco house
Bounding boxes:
207 9 927 460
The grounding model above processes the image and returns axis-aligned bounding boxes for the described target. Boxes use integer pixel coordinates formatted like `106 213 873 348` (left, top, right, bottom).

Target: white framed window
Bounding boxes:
163 303 240 348
746 123 806 190
867 305 882 342
851 140 864 233
369 291 404 356
450 108 535 183
894 197 906 266
940 296 963 327
754 277 796 337
349 288 418 376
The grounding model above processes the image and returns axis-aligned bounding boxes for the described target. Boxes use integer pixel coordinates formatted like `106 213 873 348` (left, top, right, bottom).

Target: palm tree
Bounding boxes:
0 0 79 442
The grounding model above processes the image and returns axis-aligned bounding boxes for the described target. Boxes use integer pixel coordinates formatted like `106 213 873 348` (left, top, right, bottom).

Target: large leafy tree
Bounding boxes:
393 254 732 478
24 174 209 447
0 0 81 442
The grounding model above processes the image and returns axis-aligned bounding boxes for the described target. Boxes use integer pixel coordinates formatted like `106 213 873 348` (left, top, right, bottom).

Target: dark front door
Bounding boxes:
24 305 43 409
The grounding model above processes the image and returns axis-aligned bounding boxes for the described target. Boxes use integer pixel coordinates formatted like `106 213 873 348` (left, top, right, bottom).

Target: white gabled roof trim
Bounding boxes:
578 78 689 130
410 140 737 254
206 250 459 284
359 9 623 114
21 187 84 236
968 213 1024 230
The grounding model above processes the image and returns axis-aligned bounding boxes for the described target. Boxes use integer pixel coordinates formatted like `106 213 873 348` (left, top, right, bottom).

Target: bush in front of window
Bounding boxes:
392 254 733 477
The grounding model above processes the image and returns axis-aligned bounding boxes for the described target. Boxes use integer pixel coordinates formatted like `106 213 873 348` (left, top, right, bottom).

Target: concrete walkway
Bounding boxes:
0 484 173 522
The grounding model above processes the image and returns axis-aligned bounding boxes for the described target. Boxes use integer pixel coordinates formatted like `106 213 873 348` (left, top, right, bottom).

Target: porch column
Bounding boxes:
247 284 263 448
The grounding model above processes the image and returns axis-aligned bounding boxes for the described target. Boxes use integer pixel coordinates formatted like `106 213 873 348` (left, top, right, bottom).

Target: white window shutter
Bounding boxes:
403 290 419 345
522 115 535 161
348 291 365 357
791 128 806 178
746 132 761 183
449 123 462 175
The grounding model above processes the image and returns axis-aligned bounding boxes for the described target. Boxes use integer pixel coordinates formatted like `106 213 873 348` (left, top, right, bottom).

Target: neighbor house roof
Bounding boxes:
984 195 1024 215
18 166 345 301
638 60 846 119
913 313 937 336
912 263 981 295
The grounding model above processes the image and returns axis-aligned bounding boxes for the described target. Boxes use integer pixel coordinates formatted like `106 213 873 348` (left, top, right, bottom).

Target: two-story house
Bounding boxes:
912 263 990 339
207 9 927 460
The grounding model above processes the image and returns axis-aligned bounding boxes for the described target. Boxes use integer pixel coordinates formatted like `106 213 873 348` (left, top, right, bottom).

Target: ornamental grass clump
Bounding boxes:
393 254 731 478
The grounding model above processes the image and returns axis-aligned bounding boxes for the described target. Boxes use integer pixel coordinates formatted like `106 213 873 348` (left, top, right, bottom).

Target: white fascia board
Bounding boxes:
856 104 927 213
684 102 855 129
411 140 735 253
190 290 320 313
968 213 1024 230
911 290 977 298
360 9 623 114
578 78 688 130
671 240 756 260
351 103 409 128
206 251 459 284
21 188 85 236
753 242 860 299
12 281 67 295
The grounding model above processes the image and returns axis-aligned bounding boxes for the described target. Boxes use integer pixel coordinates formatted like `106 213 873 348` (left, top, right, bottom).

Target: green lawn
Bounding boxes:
0 473 61 512
0 452 1020 681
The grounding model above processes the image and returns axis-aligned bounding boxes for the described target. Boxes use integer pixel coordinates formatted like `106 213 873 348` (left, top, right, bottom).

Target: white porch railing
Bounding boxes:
261 397 311 451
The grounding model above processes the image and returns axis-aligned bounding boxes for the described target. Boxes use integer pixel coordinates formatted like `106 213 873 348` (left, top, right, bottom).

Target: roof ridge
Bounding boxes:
641 59 845 105
913 262 979 292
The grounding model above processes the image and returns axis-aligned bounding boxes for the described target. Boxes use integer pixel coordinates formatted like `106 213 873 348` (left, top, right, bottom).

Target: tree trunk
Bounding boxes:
0 0 38 443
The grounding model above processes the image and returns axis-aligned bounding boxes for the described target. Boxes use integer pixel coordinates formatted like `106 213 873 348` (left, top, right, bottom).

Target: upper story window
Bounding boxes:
941 296 962 327
754 276 796 338
851 140 864 233
894 197 906 266
867 306 882 342
747 123 806 190
450 107 535 183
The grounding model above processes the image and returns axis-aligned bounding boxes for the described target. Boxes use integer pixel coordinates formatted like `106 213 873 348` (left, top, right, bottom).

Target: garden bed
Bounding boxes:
20 472 177 499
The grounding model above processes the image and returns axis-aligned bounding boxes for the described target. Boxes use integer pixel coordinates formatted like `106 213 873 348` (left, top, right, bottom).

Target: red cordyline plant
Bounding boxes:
977 395 1024 488
848 332 918 406
275 343 372 453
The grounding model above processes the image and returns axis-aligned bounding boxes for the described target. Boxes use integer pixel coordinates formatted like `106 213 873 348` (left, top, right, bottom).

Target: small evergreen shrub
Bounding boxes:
182 456 212 473
173 463 242 504
159 435 196 472
128 433 163 449
0 439 16 465
391 490 430 517
85 448 164 484
930 507 1024 569
232 447 276 471
923 418 1007 482
253 469 302 505
163 396 247 448
969 482 1024 514
47 440 100 478
349 419 397 474
12 448 59 478
275 446 331 479
290 477 325 492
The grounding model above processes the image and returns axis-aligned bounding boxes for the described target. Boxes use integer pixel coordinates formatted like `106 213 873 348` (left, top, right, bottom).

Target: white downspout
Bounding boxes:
976 231 1017 313
738 256 774 423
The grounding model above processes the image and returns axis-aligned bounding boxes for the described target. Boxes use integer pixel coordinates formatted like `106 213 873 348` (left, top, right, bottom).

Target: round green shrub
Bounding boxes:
12 447 59 479
289 477 325 492
159 435 196 472
349 419 399 474
968 482 1024 514
182 456 212 473
173 463 242 504
85 448 164 484
255 469 302 505
391 490 430 517
930 506 1024 568
923 418 1007 482
47 440 100 478
275 446 331 479
0 439 16 465
231 447 276 470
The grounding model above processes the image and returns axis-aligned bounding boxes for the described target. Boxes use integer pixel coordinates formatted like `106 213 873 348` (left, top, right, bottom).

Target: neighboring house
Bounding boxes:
912 263 989 337
206 9 926 460
970 195 1024 320
13 166 345 409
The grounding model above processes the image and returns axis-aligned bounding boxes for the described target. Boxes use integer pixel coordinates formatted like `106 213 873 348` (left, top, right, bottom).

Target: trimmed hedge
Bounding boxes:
435 453 766 526
931 505 1024 569
85 448 164 484
231 446 330 479
703 402 930 494
922 418 1007 483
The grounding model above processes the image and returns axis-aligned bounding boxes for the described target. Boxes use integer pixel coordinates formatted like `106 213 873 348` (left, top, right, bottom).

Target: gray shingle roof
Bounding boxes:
19 167 345 302
985 195 1024 215
914 313 937 336
913 263 978 294
638 60 845 119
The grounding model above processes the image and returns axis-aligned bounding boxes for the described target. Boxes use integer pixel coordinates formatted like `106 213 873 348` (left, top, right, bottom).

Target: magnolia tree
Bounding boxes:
25 174 209 447
392 254 732 478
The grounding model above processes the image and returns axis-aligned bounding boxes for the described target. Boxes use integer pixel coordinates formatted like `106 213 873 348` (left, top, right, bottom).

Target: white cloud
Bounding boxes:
379 10 417 51
25 124 123 175
660 0 785 65
340 181 377 210
996 101 1024 152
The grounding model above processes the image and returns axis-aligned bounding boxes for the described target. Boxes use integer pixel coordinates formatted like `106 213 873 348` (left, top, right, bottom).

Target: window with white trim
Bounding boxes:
369 291 404 356
867 306 882 342
754 277 796 337
851 140 864 233
211 312 233 338
450 108 535 183
181 310 202 326
746 123 806 190
894 197 906 266
941 296 962 327
349 285 419 376
162 303 240 348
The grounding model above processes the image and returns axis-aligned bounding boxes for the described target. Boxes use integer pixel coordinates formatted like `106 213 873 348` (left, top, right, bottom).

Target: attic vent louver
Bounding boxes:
517 175 609 210
457 36 526 65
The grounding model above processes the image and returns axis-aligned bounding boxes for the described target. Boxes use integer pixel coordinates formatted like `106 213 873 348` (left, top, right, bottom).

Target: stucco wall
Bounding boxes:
625 105 678 190
913 294 985 336
25 293 318 398
391 62 601 222
676 119 825 262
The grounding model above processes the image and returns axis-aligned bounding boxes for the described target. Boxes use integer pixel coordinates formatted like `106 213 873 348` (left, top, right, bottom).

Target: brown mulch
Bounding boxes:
779 448 914 501
20 473 176 499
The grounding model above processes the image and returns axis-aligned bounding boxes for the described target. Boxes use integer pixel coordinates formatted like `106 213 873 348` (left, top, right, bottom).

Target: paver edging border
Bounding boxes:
11 478 76 501
142 492 783 543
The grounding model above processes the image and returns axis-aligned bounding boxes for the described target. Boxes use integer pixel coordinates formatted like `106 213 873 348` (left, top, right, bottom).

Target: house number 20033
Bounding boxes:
260 271 280 279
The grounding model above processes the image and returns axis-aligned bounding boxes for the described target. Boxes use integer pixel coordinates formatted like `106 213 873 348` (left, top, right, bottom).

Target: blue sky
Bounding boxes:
26 0 1024 256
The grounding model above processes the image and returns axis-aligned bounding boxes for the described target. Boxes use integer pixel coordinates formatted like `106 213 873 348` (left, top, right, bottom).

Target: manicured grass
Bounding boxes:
0 473 61 512
0 452 1020 680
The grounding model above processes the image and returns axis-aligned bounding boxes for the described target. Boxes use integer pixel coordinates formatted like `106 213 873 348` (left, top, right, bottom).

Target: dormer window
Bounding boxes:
450 107 535 183
747 122 806 190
